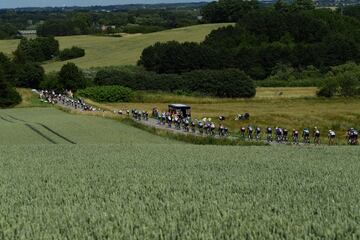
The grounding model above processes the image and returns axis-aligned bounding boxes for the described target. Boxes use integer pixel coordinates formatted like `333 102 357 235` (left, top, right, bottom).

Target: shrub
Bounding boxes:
121 24 166 34
183 69 256 98
59 47 85 61
78 85 134 102
317 77 339 97
317 63 360 97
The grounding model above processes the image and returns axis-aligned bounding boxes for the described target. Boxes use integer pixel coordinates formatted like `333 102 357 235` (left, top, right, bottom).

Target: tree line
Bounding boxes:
93 66 255 98
0 6 202 39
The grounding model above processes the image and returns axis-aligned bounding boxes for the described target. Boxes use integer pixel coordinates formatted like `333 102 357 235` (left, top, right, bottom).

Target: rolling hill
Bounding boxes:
0 23 231 72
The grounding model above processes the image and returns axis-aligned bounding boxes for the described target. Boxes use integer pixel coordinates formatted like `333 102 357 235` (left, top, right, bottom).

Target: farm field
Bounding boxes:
96 88 360 143
1 106 360 238
0 23 231 72
0 142 360 239
0 107 171 144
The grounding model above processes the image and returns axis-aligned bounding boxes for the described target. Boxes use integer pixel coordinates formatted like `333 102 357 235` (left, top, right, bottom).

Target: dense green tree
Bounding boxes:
318 62 360 97
0 52 17 83
93 66 256 98
202 0 259 23
291 0 315 11
58 63 86 91
15 63 44 89
0 69 21 108
13 37 59 63
140 4 360 80
139 41 218 74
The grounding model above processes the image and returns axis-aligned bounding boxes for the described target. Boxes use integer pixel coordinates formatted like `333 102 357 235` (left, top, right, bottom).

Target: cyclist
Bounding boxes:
328 130 336 145
348 128 359 145
198 121 204 134
292 129 299 144
210 122 216 135
275 127 283 143
314 127 320 145
255 126 261 141
219 124 225 136
266 127 273 143
240 127 246 139
191 121 196 133
247 125 253 140
302 128 310 144
283 128 289 142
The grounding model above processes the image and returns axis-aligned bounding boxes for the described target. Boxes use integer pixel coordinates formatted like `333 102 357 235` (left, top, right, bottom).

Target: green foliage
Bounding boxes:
78 85 134 102
142 4 360 80
317 62 360 97
59 46 85 61
15 63 44 89
202 0 259 23
13 37 59 63
58 63 86 91
317 77 339 97
0 69 21 108
138 41 218 74
121 24 166 34
258 64 323 87
39 72 62 90
30 7 201 37
182 69 256 98
94 66 256 98
0 52 17 83
0 23 17 39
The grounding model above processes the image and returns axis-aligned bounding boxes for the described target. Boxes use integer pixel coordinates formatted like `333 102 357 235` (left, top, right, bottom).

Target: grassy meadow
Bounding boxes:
1 143 360 239
0 23 231 72
0 107 171 144
1 95 360 238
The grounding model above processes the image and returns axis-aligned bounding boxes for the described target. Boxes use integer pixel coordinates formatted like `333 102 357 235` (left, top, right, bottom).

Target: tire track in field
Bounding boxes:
6 114 76 144
37 123 76 144
7 115 26 122
0 116 14 123
25 124 57 144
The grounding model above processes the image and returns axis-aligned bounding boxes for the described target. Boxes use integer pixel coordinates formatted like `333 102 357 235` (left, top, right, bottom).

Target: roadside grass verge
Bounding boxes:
15 88 47 108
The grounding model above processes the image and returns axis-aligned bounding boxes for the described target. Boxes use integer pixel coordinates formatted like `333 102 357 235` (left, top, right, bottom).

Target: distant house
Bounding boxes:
17 30 37 39
100 25 116 32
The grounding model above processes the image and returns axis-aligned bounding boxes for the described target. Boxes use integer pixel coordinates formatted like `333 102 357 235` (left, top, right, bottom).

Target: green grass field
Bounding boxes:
0 107 170 144
0 23 231 72
1 106 360 238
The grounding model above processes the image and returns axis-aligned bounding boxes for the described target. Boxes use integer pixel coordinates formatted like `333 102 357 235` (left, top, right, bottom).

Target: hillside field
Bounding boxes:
0 107 360 238
0 107 170 144
0 23 231 72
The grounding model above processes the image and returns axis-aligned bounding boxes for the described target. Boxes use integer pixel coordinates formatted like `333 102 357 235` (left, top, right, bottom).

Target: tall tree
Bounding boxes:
0 69 21 108
58 63 86 91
